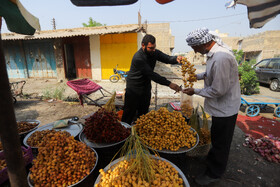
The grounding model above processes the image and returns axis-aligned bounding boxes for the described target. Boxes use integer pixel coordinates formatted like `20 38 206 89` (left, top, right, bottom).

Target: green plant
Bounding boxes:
42 88 52 100
233 49 244 64
53 86 65 100
42 85 65 100
238 59 260 95
233 50 260 95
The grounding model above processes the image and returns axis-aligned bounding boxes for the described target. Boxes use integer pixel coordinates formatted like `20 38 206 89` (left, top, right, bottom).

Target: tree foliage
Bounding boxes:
233 49 244 64
82 17 106 27
233 50 260 95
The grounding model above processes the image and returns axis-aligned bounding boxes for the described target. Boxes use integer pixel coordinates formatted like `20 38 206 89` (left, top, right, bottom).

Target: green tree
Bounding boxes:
233 50 260 95
233 49 244 64
82 17 106 27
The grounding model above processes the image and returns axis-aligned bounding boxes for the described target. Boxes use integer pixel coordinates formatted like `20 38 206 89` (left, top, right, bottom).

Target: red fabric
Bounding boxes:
67 79 102 105
236 115 280 139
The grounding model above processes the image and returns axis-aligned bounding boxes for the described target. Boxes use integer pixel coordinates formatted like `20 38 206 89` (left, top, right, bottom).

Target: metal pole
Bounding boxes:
0 18 28 187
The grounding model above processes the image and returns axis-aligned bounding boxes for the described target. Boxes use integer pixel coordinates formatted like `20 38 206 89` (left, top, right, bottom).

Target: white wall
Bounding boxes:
89 35 102 80
137 32 145 49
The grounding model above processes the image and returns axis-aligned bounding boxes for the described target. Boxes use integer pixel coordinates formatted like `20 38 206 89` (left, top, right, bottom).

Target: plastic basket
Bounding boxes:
0 146 33 185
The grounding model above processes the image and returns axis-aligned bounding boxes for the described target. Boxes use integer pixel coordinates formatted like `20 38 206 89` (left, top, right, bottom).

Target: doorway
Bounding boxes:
64 44 76 79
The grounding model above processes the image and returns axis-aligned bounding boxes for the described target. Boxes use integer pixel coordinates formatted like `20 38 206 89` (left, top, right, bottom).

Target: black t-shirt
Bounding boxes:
126 48 178 92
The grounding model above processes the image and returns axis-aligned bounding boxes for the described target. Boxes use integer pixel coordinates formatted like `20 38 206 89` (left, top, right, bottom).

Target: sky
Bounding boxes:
2 0 280 53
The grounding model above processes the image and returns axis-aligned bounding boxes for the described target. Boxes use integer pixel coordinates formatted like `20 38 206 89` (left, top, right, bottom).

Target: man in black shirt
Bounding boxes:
121 34 182 124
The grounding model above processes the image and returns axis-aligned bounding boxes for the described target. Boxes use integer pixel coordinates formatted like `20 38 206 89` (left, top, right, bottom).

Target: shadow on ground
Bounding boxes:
13 100 40 120
13 99 41 110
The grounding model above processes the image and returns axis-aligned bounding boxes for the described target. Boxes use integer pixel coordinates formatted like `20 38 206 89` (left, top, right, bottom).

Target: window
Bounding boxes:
256 59 270 68
267 59 280 69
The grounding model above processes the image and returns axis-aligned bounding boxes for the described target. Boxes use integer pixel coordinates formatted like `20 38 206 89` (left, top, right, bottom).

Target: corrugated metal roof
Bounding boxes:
1 24 144 40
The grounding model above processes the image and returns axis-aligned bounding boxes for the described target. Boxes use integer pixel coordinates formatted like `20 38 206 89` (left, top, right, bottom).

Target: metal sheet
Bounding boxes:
2 24 142 40
24 40 57 78
71 37 92 78
4 41 28 78
100 33 137 79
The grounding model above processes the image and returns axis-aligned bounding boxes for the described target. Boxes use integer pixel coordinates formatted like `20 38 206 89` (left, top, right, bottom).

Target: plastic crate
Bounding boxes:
0 146 33 185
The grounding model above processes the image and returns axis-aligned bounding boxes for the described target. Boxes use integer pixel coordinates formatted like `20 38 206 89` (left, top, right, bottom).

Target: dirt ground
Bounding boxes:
10 98 280 187
14 99 99 126
10 101 280 186
5 65 280 186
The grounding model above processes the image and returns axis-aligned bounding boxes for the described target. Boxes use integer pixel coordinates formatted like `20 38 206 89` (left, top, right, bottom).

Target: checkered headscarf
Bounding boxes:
186 27 232 51
185 28 212 46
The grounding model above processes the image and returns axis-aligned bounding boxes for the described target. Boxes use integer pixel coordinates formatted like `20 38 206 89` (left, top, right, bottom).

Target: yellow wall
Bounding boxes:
100 33 138 79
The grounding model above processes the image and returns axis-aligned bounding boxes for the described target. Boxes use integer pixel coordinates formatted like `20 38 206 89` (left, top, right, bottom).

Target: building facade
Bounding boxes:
2 23 176 81
2 25 145 81
186 30 280 65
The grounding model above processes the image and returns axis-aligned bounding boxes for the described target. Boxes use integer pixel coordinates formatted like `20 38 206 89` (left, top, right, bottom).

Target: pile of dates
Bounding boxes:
84 108 130 143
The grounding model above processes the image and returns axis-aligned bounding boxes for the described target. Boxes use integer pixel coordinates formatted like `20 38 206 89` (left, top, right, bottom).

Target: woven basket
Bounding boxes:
0 146 33 185
185 144 211 157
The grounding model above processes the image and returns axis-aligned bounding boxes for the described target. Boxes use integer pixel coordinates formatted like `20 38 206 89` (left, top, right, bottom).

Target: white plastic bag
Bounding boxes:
180 92 193 118
53 119 69 129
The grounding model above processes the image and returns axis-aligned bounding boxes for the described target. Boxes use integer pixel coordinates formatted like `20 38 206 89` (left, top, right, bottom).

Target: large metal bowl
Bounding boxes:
17 120 41 136
27 147 98 187
94 155 190 187
79 121 131 149
145 127 199 154
23 120 83 148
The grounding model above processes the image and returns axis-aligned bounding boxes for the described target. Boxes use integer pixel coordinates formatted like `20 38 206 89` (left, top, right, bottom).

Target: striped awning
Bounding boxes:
227 0 280 28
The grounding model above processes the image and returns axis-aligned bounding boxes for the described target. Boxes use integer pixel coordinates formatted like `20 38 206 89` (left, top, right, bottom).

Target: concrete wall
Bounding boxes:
262 31 280 59
222 37 240 50
222 30 280 61
145 23 177 77
53 39 65 82
146 23 174 55
90 35 102 80
186 51 206 65
137 32 145 49
185 30 280 64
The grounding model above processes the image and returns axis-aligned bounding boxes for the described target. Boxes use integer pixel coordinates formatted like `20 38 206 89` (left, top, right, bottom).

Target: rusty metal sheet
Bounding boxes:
24 40 57 78
4 41 27 78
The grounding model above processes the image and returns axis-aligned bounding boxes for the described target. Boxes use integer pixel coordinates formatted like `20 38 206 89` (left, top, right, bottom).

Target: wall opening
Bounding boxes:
64 44 76 79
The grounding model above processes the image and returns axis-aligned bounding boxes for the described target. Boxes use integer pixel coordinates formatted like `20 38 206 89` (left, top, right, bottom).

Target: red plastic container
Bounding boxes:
117 110 123 121
0 146 33 185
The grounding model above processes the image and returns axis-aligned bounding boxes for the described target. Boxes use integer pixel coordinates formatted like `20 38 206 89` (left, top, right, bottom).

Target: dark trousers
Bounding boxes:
121 88 151 125
206 113 237 178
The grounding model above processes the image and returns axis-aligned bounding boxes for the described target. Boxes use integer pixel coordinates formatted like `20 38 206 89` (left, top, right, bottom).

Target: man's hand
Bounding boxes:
176 56 183 63
182 88 195 96
169 83 182 93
